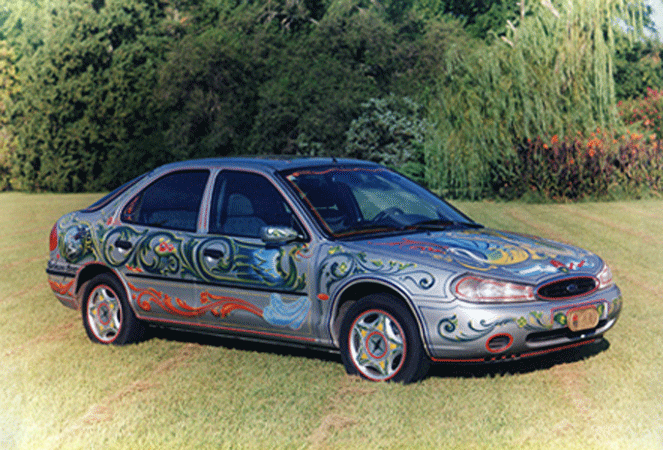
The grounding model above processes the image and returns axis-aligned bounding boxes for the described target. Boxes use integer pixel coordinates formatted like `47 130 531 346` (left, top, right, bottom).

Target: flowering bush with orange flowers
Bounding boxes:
618 88 663 140
494 130 663 201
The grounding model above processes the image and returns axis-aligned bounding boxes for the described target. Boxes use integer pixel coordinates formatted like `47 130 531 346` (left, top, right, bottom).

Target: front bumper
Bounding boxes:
417 284 622 362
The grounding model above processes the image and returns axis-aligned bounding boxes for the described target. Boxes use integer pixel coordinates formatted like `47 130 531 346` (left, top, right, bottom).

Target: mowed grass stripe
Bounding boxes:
43 342 207 448
559 204 663 246
0 236 49 255
1 255 47 271
503 206 573 243
0 225 52 240
1 194 662 449
3 321 76 358
0 282 48 305
557 205 662 288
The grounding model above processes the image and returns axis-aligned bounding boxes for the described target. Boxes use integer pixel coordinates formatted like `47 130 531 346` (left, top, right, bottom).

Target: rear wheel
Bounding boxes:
339 294 430 383
82 274 144 345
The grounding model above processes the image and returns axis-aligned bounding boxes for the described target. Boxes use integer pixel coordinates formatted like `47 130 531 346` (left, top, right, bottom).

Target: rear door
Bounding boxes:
107 169 210 327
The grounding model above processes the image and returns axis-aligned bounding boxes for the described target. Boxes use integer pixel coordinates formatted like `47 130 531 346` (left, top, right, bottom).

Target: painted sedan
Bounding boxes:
47 157 621 382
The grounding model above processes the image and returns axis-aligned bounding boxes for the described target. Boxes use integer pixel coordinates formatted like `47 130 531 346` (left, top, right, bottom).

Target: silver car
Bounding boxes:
47 157 622 382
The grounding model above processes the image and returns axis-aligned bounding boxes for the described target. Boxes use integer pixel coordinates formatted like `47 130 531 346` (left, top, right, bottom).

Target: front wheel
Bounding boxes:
339 294 430 383
81 274 144 345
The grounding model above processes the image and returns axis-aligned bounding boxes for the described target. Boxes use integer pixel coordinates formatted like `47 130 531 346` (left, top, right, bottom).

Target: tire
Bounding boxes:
81 274 144 345
339 293 430 383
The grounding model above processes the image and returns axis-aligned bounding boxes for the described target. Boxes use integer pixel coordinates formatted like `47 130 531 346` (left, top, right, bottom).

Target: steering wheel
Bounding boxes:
372 207 405 223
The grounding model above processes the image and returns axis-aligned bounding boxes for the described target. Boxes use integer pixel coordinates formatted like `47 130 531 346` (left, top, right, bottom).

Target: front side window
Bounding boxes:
121 170 209 232
210 171 300 238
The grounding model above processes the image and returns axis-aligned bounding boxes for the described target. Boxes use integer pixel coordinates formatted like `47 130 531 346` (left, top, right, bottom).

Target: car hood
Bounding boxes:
351 228 603 285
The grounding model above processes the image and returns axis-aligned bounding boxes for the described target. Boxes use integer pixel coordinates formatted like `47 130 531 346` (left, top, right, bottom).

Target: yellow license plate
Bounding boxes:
567 306 600 332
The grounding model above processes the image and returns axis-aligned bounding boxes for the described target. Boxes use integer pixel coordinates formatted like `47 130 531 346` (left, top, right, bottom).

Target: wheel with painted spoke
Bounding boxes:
349 310 405 380
82 274 144 345
340 294 429 383
87 285 121 342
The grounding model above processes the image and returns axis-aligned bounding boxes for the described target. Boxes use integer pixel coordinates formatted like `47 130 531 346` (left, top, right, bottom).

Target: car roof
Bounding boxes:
149 156 380 176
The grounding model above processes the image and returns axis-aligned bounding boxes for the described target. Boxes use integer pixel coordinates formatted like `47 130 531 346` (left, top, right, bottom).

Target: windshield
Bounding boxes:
282 166 479 237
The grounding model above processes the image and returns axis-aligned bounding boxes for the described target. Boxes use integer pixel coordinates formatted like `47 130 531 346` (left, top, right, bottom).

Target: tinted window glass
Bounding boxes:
282 166 476 236
121 170 209 232
210 171 299 238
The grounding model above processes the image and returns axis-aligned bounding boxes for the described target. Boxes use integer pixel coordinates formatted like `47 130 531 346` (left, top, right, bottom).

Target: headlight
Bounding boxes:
453 275 535 303
597 263 614 289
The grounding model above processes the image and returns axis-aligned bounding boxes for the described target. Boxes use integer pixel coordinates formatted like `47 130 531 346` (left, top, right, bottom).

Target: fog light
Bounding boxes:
486 334 513 353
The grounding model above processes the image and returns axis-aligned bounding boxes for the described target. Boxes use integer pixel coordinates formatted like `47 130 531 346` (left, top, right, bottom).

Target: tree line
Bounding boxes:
0 0 661 198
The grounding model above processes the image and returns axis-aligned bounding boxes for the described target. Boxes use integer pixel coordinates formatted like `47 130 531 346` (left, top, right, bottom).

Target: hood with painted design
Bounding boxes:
357 228 603 285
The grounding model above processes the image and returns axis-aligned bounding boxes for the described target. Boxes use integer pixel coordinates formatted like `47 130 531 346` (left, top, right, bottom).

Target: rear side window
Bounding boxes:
121 170 209 232
82 174 147 213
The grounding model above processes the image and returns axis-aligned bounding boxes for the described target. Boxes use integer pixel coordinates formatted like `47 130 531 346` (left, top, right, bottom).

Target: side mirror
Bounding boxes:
260 226 301 244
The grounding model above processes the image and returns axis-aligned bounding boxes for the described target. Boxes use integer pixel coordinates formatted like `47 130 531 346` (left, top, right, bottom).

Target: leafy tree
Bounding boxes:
0 41 18 190
0 0 46 50
248 3 394 155
415 0 501 19
157 29 259 161
613 36 663 100
159 0 446 158
615 0 656 37
8 0 171 191
6 0 658 199
249 0 457 156
249 46 379 156
256 0 327 31
414 0 519 39
425 0 628 199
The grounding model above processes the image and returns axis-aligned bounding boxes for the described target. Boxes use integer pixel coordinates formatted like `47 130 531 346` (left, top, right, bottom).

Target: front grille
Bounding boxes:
537 277 597 300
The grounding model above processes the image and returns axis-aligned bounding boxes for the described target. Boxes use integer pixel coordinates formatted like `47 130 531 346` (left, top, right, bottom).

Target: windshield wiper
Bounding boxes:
407 219 484 230
336 219 483 238
335 224 412 238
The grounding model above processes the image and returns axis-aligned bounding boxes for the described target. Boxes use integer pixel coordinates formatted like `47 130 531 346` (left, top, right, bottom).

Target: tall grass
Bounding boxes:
1 193 662 449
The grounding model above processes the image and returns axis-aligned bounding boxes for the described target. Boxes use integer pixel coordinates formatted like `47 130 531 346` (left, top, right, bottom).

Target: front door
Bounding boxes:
196 170 315 342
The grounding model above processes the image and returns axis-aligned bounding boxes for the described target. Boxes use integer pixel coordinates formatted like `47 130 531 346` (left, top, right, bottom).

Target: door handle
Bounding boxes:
203 249 224 259
115 239 133 251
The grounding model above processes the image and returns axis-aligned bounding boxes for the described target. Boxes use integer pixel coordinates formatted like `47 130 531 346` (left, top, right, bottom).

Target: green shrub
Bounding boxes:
344 96 430 183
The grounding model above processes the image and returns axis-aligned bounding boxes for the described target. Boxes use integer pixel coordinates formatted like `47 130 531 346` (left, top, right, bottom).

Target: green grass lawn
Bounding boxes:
1 193 661 449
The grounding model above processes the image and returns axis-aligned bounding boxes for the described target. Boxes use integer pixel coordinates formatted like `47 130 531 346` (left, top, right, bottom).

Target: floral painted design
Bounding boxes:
369 229 598 278
57 218 307 291
48 279 76 297
155 238 176 256
60 224 94 263
318 245 435 292
438 315 515 343
130 283 311 331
